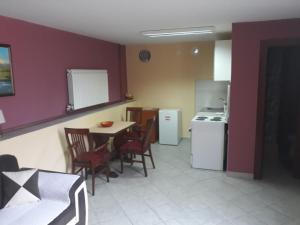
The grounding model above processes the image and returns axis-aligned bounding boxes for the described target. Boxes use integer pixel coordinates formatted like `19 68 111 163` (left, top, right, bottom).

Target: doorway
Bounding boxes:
255 43 300 179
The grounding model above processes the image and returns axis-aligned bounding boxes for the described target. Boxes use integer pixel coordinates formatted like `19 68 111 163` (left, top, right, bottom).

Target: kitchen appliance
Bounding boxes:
159 109 182 145
191 113 226 170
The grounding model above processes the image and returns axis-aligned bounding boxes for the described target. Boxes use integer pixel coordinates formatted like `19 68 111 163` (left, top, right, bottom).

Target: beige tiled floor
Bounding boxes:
87 139 300 225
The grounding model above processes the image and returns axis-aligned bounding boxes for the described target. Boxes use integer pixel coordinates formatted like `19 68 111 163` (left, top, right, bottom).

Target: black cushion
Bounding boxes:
1 169 40 208
0 173 1 208
0 154 20 209
0 155 19 172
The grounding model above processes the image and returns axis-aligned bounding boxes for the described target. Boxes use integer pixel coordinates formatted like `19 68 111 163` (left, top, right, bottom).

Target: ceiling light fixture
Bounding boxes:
142 26 215 38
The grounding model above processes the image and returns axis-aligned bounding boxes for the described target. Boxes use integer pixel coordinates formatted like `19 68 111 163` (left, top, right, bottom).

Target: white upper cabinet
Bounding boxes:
214 40 232 81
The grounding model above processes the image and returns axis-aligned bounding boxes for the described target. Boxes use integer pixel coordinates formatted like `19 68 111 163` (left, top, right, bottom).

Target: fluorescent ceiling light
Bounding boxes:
142 27 215 38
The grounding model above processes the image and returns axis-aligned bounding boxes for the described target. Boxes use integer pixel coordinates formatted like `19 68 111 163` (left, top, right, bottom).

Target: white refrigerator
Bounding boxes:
159 109 182 145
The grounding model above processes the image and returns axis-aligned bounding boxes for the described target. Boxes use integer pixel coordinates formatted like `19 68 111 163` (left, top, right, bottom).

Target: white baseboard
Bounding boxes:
226 171 254 179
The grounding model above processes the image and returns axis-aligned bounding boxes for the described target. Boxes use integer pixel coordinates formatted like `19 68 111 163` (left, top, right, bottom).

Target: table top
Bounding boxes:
89 121 135 135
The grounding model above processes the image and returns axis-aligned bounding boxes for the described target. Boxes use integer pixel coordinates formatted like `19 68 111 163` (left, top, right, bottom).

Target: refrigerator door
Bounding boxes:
159 109 181 145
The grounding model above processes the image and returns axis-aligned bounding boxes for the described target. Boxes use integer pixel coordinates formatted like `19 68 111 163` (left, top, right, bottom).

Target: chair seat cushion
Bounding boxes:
78 150 110 166
125 130 140 139
120 140 143 154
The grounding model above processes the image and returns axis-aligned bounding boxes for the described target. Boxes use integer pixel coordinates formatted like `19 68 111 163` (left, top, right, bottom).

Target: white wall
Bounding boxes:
126 42 214 138
195 80 229 112
0 101 136 172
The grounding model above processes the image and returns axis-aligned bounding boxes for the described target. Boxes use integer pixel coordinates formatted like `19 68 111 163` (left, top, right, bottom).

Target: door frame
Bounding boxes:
254 38 300 179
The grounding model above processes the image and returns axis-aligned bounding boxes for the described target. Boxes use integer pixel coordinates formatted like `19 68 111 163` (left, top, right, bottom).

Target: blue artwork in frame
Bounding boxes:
0 44 15 96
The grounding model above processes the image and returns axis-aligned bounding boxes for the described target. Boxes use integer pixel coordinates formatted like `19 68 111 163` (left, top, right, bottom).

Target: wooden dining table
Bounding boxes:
89 121 136 137
89 121 136 177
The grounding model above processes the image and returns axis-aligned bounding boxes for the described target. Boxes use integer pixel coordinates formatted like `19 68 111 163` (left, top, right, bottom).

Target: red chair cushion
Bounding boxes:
78 150 111 166
120 140 143 154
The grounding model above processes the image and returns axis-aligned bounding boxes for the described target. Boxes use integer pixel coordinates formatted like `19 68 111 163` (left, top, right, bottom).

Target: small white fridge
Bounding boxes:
159 109 182 145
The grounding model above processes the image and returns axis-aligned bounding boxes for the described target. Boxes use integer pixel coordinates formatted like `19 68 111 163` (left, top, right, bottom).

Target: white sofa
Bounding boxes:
0 155 88 225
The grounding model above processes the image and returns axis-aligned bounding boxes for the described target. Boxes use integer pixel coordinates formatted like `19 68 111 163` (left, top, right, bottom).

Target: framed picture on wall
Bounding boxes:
0 44 15 96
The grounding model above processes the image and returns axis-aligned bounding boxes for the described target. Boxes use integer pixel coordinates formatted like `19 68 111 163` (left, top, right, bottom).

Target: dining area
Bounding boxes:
64 107 158 195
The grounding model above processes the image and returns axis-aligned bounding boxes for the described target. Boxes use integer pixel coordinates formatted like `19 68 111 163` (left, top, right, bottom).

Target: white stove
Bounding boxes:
192 114 227 123
190 112 226 170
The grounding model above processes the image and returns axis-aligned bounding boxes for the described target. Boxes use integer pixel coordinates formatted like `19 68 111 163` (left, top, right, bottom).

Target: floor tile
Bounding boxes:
286 219 300 225
97 215 133 225
164 219 182 225
185 207 224 224
152 203 183 221
119 198 151 216
269 197 300 220
127 209 163 225
214 201 247 220
230 193 267 213
87 139 300 225
231 215 267 225
251 206 293 225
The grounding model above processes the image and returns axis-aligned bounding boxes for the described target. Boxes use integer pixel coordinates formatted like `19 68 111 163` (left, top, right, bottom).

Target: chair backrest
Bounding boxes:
65 128 92 160
126 107 143 124
0 154 19 172
142 116 156 151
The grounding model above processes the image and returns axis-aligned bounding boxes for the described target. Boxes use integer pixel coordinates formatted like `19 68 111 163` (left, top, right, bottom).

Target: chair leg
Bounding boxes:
130 153 134 166
85 168 88 180
91 167 95 196
120 154 124 174
106 165 110 183
71 164 75 174
142 154 147 177
148 147 155 169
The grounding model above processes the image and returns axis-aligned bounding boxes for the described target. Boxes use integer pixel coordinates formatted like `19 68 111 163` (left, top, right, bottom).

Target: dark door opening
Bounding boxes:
259 46 300 179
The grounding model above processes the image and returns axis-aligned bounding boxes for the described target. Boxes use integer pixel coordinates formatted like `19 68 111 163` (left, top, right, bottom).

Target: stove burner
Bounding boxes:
210 117 222 121
196 116 208 121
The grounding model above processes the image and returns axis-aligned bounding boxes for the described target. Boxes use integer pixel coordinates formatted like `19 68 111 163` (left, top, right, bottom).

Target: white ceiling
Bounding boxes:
0 0 299 44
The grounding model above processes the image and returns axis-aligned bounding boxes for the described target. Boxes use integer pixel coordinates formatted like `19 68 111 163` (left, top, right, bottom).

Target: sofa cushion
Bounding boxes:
0 174 2 209
0 171 85 225
1 169 40 208
0 154 20 210
78 150 111 166
0 155 19 172
120 140 143 154
0 199 69 225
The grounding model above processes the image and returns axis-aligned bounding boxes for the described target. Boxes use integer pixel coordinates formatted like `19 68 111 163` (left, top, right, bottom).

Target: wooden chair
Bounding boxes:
113 107 143 153
119 117 156 177
126 107 143 137
126 107 143 124
65 128 111 195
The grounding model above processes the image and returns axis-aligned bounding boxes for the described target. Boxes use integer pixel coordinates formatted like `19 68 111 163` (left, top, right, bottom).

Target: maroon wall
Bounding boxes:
0 16 127 131
228 19 300 174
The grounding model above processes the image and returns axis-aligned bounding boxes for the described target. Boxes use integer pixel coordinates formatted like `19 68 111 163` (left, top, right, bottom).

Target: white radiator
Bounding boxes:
67 69 109 110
